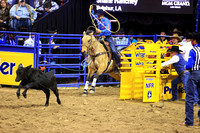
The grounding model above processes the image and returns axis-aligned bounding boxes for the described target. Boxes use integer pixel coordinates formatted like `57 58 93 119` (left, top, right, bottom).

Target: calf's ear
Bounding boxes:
25 65 32 71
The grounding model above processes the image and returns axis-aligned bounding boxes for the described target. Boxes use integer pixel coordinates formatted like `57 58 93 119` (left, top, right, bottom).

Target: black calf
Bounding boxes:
15 64 61 106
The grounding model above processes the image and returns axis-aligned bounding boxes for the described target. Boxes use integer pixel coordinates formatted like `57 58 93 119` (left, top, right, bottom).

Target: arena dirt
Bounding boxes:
0 87 200 133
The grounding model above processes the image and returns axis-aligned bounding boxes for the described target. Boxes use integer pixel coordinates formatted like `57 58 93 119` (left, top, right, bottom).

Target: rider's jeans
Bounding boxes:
104 36 120 67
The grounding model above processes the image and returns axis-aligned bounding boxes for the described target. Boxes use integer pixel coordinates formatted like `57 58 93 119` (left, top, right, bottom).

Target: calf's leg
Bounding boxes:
16 83 23 98
22 83 34 98
51 84 61 104
22 87 30 98
43 89 50 106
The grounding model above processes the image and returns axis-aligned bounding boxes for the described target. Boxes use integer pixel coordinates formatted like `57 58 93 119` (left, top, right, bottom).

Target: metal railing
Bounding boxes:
0 31 172 88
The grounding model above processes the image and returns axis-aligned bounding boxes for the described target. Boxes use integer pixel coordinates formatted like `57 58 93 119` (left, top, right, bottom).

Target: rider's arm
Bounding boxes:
161 55 179 67
91 10 98 22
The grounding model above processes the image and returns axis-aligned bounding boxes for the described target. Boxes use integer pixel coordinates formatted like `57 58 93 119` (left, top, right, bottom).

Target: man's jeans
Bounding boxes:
185 71 200 126
10 18 32 31
105 36 120 67
171 72 189 100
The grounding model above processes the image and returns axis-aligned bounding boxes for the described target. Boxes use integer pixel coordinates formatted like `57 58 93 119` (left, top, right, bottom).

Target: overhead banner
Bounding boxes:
96 0 193 14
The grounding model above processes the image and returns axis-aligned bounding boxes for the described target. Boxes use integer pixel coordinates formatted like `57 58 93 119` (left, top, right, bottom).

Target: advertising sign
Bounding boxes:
0 46 34 86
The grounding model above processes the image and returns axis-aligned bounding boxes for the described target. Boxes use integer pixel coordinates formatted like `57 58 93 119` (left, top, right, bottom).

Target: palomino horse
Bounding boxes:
81 30 128 96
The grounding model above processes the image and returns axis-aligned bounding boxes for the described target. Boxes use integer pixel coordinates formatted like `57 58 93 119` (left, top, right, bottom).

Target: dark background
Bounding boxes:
96 0 193 14
33 0 198 35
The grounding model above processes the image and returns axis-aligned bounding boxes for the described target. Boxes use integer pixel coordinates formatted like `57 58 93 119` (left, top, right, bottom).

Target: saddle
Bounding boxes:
99 40 112 61
99 39 118 73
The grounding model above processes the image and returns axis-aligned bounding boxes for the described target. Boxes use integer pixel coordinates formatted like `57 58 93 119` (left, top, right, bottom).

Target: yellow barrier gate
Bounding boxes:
120 40 186 102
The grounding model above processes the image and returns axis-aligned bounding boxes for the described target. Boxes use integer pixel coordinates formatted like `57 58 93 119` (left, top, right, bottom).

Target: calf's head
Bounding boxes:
15 64 32 82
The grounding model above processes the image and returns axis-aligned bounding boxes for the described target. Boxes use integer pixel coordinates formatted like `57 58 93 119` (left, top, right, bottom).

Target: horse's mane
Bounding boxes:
86 30 94 35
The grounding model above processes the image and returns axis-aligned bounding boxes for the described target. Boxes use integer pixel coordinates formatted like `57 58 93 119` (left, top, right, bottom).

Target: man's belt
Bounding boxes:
19 18 29 21
102 35 111 38
180 70 189 76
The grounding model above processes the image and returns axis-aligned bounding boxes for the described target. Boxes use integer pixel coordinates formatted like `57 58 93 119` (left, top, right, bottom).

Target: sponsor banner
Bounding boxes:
0 51 34 85
163 83 185 100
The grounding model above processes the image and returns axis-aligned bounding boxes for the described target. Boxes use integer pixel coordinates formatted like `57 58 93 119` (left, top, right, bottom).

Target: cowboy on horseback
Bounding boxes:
90 5 120 74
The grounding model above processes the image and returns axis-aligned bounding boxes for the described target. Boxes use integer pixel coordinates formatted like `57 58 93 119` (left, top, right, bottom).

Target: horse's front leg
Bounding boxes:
82 69 95 96
89 69 104 94
16 83 23 98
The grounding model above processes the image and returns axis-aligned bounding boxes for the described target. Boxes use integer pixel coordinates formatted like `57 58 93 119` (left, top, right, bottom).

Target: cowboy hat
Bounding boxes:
128 29 134 35
95 9 105 15
171 28 182 35
170 33 182 42
31 28 38 33
167 46 183 53
191 32 200 40
47 27 57 33
185 32 193 39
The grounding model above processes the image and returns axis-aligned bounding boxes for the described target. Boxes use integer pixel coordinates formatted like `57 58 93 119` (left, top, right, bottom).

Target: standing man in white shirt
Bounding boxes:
161 46 189 101
24 28 42 54
179 33 193 62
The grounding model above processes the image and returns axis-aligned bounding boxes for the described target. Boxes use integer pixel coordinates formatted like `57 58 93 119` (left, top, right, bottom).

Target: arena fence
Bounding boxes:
1 31 170 88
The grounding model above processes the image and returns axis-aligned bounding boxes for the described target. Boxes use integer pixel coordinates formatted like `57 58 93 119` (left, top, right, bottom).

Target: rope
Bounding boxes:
45 55 91 72
89 4 120 34
52 64 85 71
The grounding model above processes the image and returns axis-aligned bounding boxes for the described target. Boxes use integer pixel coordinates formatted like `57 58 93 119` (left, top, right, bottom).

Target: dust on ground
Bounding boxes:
0 87 200 133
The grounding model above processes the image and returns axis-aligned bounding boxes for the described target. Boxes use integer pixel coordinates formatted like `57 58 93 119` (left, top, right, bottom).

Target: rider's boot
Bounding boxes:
114 66 120 74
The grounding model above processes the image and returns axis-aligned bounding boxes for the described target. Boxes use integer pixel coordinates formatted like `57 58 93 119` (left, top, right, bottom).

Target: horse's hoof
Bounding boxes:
82 89 88 97
89 90 95 94
82 94 88 97
89 86 95 94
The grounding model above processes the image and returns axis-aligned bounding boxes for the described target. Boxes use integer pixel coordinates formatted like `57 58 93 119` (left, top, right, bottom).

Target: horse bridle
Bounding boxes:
88 35 109 58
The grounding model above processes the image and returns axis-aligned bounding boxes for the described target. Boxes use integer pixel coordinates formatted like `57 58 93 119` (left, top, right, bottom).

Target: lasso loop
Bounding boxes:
88 4 120 34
